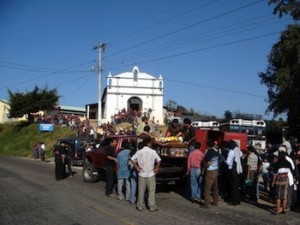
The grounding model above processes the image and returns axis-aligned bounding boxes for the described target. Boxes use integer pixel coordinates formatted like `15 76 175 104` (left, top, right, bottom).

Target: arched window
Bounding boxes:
108 78 112 88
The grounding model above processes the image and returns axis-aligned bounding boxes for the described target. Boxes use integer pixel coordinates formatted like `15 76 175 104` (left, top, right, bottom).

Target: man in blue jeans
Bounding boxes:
187 142 204 203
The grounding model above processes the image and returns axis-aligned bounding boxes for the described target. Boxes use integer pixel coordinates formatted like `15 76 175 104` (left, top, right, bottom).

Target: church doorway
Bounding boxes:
128 97 142 112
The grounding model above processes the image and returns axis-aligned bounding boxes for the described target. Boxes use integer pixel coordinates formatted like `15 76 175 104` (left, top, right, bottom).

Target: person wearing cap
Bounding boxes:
271 146 295 214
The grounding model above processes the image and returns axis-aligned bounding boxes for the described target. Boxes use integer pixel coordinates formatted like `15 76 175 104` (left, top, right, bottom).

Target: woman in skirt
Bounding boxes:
272 147 295 214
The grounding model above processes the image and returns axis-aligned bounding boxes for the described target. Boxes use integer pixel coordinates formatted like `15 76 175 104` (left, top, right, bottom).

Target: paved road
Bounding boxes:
0 156 299 225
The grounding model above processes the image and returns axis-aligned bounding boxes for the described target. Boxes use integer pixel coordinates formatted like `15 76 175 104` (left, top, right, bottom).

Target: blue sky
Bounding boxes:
0 0 293 119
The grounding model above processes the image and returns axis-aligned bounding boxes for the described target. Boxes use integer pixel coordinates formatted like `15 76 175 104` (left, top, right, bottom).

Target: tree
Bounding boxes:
265 118 286 144
224 110 233 121
165 100 178 111
259 24 300 126
8 86 59 122
268 0 300 20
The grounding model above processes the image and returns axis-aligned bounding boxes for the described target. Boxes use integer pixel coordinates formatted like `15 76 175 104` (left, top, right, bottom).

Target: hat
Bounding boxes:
278 146 287 152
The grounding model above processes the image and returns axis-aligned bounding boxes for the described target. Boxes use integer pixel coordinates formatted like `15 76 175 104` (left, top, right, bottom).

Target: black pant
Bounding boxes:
105 166 115 195
228 169 241 205
55 158 64 180
65 159 73 177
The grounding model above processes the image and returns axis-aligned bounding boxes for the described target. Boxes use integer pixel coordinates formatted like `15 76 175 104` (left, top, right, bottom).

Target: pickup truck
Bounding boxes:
54 137 95 166
82 134 189 184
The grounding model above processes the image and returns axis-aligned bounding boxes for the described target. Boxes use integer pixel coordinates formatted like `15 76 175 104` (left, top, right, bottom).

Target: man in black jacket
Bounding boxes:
104 138 117 197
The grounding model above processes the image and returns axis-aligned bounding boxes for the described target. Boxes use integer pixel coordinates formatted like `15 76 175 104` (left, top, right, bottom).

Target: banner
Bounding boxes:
39 124 54 132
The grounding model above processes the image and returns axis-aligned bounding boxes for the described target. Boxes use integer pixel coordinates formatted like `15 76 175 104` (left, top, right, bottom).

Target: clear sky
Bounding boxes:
0 0 293 119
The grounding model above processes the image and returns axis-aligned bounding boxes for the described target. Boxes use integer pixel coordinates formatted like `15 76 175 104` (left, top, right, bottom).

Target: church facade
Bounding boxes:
101 66 164 124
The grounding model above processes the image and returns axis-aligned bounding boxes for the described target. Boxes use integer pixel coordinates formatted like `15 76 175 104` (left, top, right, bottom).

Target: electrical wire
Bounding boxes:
105 18 290 67
0 61 89 73
108 0 219 44
165 78 266 98
105 31 281 71
104 0 265 60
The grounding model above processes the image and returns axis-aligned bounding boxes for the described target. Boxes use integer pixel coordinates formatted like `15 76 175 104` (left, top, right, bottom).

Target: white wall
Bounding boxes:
103 66 164 124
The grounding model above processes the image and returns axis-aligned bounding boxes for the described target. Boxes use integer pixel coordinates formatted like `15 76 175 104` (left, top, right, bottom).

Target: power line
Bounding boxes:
0 60 95 90
104 0 265 60
58 74 95 100
0 61 90 73
165 78 266 98
105 18 289 68
108 0 219 44
106 31 280 71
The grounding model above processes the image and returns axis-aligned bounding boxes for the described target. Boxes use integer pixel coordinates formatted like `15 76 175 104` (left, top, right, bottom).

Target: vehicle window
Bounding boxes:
100 138 110 147
78 140 87 150
120 138 137 149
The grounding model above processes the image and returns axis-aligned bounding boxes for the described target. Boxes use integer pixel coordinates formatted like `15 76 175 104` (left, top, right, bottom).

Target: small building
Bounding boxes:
50 105 86 119
0 99 27 123
87 66 164 124
0 99 86 124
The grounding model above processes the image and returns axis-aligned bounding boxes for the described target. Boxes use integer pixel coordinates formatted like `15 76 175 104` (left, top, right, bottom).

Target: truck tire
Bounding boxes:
82 162 99 183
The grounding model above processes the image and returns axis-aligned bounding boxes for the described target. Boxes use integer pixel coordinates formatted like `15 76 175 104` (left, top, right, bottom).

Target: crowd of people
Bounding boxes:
33 109 159 142
185 138 300 214
101 117 300 215
46 112 300 214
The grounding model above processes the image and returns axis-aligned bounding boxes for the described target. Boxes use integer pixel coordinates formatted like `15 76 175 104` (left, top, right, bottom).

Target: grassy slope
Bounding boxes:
0 122 168 159
0 122 77 158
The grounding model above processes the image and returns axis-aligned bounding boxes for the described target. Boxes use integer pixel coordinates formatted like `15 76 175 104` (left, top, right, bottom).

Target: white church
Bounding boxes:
86 66 164 125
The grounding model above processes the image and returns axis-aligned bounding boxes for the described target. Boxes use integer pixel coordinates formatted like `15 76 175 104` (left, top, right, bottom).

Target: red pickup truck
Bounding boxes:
82 134 189 184
82 130 247 184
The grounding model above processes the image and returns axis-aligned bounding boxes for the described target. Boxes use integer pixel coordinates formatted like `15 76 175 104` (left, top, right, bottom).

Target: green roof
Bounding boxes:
59 105 85 112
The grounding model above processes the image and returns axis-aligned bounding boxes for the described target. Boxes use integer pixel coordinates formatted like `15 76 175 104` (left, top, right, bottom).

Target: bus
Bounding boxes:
192 121 220 131
221 119 266 151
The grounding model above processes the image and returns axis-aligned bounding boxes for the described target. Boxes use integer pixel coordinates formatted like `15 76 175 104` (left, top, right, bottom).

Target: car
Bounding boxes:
54 136 95 166
82 134 189 184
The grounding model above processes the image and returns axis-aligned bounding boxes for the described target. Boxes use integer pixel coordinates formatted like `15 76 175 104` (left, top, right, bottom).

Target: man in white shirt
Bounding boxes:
131 137 161 212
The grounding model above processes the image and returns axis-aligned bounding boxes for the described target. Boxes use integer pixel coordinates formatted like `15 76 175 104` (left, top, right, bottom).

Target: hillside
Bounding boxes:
0 122 168 158
0 122 76 158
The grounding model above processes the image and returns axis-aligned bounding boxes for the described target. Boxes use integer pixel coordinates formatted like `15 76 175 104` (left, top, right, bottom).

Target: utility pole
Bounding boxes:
94 42 105 127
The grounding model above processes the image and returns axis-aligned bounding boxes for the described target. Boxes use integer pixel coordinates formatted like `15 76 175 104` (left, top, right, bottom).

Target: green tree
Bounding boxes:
165 100 178 111
8 86 59 122
258 24 300 126
268 0 300 20
224 110 233 121
265 118 286 144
